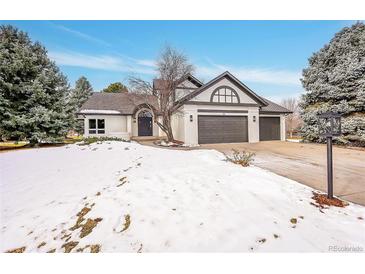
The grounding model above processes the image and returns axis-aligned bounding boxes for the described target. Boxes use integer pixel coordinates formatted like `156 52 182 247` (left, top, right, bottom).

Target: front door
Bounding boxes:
138 111 153 136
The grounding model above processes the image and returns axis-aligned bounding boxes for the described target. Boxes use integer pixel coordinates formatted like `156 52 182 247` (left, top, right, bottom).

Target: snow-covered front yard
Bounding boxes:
1 141 364 252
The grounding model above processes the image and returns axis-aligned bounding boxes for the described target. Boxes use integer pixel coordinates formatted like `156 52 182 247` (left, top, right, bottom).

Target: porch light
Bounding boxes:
190 115 193 122
253 116 256 122
317 112 342 199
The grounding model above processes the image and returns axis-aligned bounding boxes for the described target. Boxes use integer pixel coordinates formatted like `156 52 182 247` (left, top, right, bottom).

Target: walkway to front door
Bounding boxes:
138 110 153 136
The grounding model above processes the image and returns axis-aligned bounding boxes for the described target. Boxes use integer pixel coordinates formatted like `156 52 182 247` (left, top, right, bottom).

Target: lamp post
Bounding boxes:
317 112 342 199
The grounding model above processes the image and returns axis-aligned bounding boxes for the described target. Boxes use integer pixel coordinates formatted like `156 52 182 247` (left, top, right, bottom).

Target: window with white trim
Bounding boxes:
211 86 240 103
89 119 105 134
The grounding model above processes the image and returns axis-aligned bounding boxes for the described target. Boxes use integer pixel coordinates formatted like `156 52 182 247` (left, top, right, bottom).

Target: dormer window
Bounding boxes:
210 86 240 103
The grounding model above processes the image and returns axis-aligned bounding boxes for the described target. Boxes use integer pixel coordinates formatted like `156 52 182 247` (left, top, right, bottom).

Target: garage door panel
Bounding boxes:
198 116 248 144
259 117 280 141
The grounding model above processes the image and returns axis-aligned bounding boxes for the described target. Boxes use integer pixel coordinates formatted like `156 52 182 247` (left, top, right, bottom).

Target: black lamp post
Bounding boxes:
317 112 342 199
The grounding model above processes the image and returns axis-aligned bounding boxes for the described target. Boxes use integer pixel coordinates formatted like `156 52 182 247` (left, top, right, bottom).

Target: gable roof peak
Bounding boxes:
175 71 269 106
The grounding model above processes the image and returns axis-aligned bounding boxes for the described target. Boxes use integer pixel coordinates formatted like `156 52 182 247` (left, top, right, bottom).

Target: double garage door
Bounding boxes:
198 115 248 144
197 115 281 144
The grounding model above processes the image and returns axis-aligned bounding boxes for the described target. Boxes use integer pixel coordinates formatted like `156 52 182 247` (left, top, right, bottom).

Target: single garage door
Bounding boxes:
259 117 280 141
198 115 248 144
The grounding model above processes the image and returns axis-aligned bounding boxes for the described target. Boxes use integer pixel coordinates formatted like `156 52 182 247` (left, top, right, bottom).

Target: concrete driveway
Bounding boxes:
201 141 365 206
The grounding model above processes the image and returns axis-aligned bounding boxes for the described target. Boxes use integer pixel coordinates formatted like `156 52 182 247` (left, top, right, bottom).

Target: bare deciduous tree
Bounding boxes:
281 97 302 138
129 46 194 142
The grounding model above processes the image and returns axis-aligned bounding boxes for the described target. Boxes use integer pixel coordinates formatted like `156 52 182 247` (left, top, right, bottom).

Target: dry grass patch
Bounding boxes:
47 249 56 253
66 204 103 239
70 206 92 231
117 176 128 187
76 244 101 253
61 233 71 240
37 242 46 248
120 214 131 232
62 241 79 253
6 246 26 253
290 218 297 224
90 244 101 253
80 218 103 238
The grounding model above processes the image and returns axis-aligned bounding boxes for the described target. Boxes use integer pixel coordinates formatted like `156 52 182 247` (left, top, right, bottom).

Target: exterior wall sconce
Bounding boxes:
190 115 193 122
317 112 342 199
253 116 256 122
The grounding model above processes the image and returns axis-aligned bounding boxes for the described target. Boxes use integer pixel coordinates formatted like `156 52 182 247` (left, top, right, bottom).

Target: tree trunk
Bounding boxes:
162 114 174 142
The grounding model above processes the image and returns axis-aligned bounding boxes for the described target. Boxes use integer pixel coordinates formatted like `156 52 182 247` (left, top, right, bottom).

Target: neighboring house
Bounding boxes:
78 71 292 145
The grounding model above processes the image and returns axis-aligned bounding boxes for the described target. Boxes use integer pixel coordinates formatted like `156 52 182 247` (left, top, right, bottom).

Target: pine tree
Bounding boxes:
0 25 74 144
68 76 93 134
69 76 93 109
300 22 365 146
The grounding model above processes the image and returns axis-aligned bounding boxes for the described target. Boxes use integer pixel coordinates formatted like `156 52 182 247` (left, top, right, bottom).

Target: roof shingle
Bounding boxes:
78 92 157 115
260 98 292 113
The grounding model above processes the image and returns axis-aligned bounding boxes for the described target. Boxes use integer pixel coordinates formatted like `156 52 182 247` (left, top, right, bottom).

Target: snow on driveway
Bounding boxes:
1 141 364 252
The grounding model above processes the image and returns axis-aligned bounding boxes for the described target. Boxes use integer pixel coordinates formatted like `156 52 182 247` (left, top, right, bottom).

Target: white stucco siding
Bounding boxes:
82 114 130 140
171 112 185 142
180 105 198 145
190 78 258 104
280 115 286 141
248 108 260 143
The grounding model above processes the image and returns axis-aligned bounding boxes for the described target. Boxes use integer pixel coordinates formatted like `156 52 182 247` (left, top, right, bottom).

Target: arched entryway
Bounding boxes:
138 110 153 136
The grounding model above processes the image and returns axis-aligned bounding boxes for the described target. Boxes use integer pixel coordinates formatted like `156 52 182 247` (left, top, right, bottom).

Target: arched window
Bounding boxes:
138 110 153 117
210 86 240 103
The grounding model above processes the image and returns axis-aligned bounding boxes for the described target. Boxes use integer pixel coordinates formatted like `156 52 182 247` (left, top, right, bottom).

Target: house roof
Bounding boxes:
176 71 269 107
260 98 292 113
79 73 292 115
78 92 157 115
153 73 203 90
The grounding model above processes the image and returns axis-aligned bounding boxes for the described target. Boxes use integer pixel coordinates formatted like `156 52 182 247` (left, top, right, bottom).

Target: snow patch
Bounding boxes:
0 141 364 252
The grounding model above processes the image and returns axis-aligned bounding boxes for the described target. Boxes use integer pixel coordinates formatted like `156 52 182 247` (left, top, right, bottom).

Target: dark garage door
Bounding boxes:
198 115 248 144
259 117 280 141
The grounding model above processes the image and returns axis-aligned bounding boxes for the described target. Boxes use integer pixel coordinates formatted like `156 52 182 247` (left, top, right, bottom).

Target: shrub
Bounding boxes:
226 149 255 167
78 136 129 146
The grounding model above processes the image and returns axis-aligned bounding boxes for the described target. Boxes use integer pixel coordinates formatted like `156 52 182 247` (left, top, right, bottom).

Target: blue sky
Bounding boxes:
0 20 356 102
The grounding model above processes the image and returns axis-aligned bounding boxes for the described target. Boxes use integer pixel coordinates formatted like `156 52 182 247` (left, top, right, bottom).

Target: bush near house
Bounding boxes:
77 136 130 146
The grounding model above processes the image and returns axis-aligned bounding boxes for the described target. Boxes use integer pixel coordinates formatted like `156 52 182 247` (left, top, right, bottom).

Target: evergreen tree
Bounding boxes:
0 25 74 144
68 76 93 134
300 22 365 146
69 76 93 109
102 82 128 93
